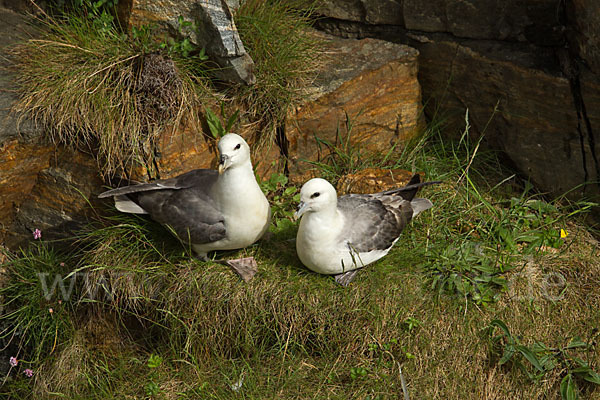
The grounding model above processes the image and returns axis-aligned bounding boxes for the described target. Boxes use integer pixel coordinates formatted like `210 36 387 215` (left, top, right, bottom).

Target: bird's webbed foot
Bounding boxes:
334 269 359 286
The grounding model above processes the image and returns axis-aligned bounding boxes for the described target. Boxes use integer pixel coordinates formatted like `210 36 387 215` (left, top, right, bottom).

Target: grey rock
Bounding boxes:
120 0 255 85
224 0 239 11
403 0 563 45
415 36 600 199
319 0 403 25
190 0 255 84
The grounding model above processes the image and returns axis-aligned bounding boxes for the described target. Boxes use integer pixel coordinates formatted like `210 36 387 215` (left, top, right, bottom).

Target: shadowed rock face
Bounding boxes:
319 0 404 25
416 37 600 196
568 0 600 74
316 0 600 207
403 0 564 44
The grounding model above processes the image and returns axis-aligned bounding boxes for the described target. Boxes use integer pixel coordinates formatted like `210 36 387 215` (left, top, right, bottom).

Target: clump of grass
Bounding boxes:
32 330 92 397
10 9 205 177
0 244 75 365
305 111 399 186
74 213 185 314
235 0 323 145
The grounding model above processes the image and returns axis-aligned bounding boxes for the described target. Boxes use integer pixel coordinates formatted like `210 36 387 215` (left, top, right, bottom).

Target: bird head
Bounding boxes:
295 178 337 219
217 133 251 174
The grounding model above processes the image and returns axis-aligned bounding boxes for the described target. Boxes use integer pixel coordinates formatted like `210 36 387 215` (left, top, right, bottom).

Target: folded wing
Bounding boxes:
99 169 226 244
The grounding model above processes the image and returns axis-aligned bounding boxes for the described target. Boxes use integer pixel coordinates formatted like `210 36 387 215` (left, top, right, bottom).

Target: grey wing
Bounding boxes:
338 195 412 253
136 186 226 244
98 169 218 198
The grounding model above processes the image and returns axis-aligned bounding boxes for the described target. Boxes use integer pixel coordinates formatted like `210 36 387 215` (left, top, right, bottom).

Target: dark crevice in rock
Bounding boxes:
275 123 289 176
314 17 562 75
314 16 405 41
558 0 600 191
569 67 600 190
151 149 162 180
315 14 559 46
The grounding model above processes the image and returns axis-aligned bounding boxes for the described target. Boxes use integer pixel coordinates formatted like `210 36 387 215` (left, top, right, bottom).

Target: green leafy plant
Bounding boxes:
144 354 164 397
159 16 209 60
350 366 368 380
259 172 300 235
130 24 155 53
205 103 240 139
70 0 118 33
401 317 422 333
487 319 600 399
147 353 163 369
491 193 566 252
426 241 512 306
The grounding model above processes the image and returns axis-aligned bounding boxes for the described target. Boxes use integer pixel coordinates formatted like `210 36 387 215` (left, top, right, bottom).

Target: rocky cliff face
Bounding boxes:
285 31 421 178
0 4 422 248
316 0 600 205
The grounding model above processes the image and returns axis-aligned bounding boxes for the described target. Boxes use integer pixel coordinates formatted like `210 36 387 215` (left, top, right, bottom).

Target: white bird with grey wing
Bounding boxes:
294 175 438 285
98 133 270 280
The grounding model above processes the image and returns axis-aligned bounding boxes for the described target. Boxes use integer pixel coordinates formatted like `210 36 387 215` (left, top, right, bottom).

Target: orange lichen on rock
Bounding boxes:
336 168 419 195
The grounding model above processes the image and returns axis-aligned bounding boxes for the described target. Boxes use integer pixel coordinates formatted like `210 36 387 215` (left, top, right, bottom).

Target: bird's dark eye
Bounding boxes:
234 143 241 150
310 192 320 199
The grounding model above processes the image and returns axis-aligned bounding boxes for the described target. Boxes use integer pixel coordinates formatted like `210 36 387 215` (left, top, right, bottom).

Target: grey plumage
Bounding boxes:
100 169 226 245
336 174 436 253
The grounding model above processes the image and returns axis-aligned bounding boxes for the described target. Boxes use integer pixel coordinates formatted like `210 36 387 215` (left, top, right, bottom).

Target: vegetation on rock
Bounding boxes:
234 0 322 145
9 0 322 177
10 4 204 177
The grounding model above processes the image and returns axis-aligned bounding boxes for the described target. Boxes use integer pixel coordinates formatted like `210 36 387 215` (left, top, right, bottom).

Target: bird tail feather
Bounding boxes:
410 198 433 217
114 195 148 214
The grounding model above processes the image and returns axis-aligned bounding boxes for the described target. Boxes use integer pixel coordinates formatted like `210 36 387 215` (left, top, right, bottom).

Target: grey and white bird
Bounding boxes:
294 174 438 285
98 133 271 279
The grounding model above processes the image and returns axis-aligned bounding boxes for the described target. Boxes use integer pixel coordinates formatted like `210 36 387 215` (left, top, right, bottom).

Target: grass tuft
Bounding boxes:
0 244 75 365
235 0 323 146
10 10 205 177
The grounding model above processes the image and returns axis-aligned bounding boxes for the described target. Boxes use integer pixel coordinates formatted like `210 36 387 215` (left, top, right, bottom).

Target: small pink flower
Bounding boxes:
24 369 33 378
48 308 54 314
33 229 42 240
9 357 18 367
59 262 65 267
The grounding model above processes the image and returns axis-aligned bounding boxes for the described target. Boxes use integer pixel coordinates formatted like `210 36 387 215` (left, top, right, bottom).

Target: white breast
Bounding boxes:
193 165 270 253
296 210 398 275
